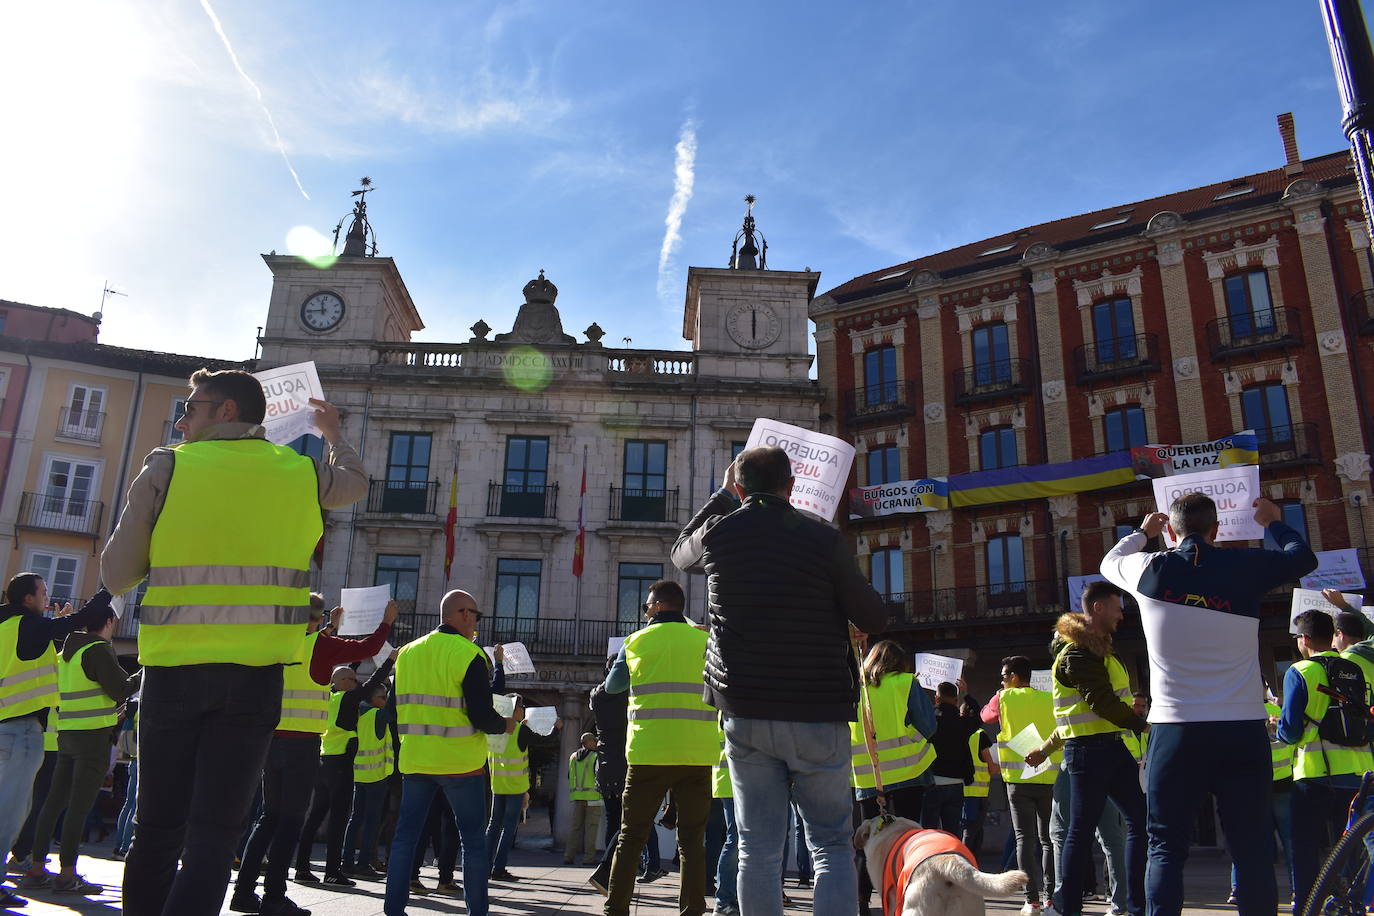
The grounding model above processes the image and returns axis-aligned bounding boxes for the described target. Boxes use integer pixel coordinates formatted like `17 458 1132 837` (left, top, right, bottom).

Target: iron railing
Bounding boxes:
845 380 916 426
881 579 1060 630
1072 333 1161 384
57 407 105 442
1205 307 1302 360
388 612 638 657
18 491 104 537
951 358 1032 405
1255 423 1322 468
367 479 440 515
609 486 679 523
486 482 558 519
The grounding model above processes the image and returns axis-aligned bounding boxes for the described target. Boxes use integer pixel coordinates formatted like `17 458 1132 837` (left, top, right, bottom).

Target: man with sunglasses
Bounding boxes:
102 368 367 916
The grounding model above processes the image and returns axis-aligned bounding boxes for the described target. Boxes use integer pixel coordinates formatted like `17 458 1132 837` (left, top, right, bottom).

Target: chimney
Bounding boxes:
1277 112 1302 175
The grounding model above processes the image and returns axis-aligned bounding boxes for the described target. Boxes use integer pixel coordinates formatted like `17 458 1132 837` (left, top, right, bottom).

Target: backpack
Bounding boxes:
1307 654 1372 747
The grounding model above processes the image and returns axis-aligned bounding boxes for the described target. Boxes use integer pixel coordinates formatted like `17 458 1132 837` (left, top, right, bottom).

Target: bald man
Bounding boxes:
384 590 513 916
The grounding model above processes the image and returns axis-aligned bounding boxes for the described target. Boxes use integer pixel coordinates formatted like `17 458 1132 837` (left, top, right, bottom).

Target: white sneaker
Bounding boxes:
1020 904 1043 916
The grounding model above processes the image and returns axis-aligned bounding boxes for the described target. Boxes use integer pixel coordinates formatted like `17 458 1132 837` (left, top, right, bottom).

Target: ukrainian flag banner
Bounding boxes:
848 477 949 519
949 452 1137 508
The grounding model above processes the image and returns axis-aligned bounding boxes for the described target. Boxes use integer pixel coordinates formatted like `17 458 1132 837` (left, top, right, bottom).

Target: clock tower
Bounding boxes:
258 180 423 369
683 198 818 381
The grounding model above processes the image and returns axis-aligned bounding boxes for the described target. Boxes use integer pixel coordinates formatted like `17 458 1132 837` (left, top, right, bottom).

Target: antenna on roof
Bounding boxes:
96 282 127 324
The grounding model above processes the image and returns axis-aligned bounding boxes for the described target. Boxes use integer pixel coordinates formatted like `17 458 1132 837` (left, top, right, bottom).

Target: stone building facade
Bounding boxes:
811 123 1374 703
255 201 821 832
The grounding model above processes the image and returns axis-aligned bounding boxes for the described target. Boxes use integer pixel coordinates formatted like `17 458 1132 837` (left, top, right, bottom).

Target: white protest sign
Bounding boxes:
1152 465 1264 545
913 652 963 691
1289 587 1365 633
492 694 516 717
607 637 626 658
110 592 126 619
1030 670 1054 693
1301 549 1367 592
525 706 558 736
1005 722 1044 758
337 585 392 636
371 641 394 670
1024 756 1054 780
744 418 856 522
253 361 325 445
501 642 535 675
1066 575 1107 614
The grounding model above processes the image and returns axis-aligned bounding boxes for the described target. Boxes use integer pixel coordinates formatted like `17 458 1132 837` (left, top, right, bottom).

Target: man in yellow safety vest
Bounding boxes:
103 368 367 916
564 732 602 866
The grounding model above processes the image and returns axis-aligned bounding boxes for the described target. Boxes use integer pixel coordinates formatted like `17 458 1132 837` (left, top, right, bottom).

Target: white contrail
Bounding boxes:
656 119 698 300
199 0 310 200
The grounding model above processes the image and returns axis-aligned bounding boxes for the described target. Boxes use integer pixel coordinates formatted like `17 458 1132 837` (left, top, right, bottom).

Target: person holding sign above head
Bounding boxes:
232 595 395 916
1098 495 1316 916
101 368 367 916
997 656 1060 916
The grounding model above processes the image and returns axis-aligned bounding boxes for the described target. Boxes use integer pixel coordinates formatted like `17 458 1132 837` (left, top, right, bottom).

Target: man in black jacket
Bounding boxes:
924 681 977 833
672 445 886 916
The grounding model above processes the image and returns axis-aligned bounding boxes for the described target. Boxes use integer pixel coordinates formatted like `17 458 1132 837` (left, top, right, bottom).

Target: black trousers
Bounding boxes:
237 734 321 900
295 754 354 876
122 664 282 916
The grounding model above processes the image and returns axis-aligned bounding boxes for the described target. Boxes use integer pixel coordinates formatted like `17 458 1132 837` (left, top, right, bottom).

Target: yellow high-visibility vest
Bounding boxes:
277 632 331 734
623 621 715 766
997 687 1060 785
1265 702 1293 781
139 439 321 666
353 706 394 784
1293 652 1366 780
57 642 118 731
320 691 354 756
1052 647 1132 740
713 736 733 800
489 730 530 795
849 672 935 790
0 616 57 723
396 630 488 775
964 729 990 798
568 751 599 801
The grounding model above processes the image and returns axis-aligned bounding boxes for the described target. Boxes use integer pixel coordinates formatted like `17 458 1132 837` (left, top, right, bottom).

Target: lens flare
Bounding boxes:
285 225 337 270
502 346 554 392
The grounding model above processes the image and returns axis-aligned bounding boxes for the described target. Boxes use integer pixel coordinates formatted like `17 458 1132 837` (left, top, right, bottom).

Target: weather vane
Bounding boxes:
334 177 379 257
730 194 767 270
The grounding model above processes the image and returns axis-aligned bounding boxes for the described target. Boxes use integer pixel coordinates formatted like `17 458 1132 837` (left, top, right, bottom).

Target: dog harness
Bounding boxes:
880 827 978 916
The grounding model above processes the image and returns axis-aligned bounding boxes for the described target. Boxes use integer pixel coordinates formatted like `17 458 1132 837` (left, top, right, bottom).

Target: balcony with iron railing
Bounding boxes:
366 479 440 515
389 610 638 657
845 380 916 426
1205 307 1302 360
17 491 104 537
880 579 1060 630
486 482 559 519
951 358 1032 405
1255 423 1321 468
57 407 105 443
1351 289 1374 335
609 486 679 523
1072 333 1161 384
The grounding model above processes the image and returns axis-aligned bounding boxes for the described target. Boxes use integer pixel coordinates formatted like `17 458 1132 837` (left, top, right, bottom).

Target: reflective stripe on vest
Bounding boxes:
1293 653 1367 780
623 622 715 766
396 631 487 775
489 730 530 795
139 439 321 666
964 729 990 798
996 687 1060 784
57 642 118 731
321 691 355 756
277 632 331 734
353 706 395 784
569 752 599 801
0 617 57 722
849 672 936 790
1051 647 1131 739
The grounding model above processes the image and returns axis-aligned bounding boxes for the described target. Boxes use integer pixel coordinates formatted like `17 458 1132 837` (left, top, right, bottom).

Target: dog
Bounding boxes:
854 816 1028 916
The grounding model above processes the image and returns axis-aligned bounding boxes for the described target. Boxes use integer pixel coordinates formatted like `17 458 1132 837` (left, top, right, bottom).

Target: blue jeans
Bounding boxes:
725 716 855 916
1230 788 1294 897
343 781 388 871
384 773 488 916
962 796 986 853
1051 768 1130 913
1059 736 1146 916
793 802 811 880
0 716 46 863
114 758 138 853
485 792 521 872
1145 722 1275 916
922 783 965 833
716 798 738 908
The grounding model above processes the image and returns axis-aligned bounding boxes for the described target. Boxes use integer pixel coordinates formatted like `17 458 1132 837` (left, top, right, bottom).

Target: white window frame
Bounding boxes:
24 548 83 609
167 397 187 444
38 453 102 531
60 383 107 440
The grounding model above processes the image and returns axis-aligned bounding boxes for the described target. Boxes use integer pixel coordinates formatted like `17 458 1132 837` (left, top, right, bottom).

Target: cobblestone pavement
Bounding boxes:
4 842 1279 915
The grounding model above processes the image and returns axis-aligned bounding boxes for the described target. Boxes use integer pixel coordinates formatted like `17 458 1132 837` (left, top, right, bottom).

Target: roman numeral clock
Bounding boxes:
725 301 781 349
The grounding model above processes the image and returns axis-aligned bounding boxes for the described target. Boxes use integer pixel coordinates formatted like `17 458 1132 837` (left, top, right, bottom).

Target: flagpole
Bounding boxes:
573 445 587 654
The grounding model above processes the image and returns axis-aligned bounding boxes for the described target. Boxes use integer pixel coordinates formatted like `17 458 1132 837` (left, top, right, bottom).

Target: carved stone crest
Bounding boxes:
1049 494 1078 519
1042 380 1065 403
925 402 945 423
1335 452 1372 483
1320 331 1348 354
1173 357 1197 380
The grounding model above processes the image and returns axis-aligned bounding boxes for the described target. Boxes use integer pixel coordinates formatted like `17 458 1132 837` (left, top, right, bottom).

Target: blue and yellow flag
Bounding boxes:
949 452 1137 508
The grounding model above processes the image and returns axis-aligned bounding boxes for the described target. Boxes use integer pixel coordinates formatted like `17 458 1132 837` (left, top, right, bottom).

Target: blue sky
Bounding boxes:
0 1 1361 361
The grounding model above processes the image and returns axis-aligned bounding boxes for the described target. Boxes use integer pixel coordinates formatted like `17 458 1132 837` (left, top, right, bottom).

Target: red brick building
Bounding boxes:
810 122 1374 691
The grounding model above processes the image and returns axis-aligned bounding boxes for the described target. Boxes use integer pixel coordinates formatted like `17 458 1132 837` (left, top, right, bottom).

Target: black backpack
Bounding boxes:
1308 654 1373 747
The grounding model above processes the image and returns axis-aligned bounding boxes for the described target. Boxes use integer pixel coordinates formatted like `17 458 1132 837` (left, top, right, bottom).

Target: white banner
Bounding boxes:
744 418 856 522
1030 670 1054 693
525 706 559 736
1152 465 1264 545
1301 549 1367 592
913 652 963 691
337 585 391 636
1066 574 1107 614
253 361 324 445
1289 587 1365 633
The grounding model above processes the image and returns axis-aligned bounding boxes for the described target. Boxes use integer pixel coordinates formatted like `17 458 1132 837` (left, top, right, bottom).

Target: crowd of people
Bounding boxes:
0 366 1362 916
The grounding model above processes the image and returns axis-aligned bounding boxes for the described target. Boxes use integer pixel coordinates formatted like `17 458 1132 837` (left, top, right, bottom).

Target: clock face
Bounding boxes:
300 291 345 332
725 302 781 349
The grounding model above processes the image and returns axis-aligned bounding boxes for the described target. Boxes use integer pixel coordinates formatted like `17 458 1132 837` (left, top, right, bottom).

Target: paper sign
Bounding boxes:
492 694 516 717
1289 587 1365 633
913 652 963 691
1152 465 1264 545
744 418 856 522
525 706 558 736
1005 723 1045 758
848 478 949 519
253 361 325 445
110 592 126 619
1301 549 1367 592
1066 574 1107 614
1023 757 1054 780
1030 670 1053 693
607 637 626 658
338 585 392 636
371 641 394 670
501 642 534 675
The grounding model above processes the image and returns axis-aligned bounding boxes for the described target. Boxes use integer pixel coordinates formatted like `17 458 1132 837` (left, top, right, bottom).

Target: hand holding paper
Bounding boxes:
309 398 341 445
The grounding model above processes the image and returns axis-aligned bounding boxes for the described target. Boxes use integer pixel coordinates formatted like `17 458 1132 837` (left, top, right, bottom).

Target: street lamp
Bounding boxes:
1320 0 1374 246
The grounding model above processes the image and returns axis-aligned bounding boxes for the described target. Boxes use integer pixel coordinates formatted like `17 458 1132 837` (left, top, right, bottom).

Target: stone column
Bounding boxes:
552 691 587 845
1028 265 1071 462
916 293 948 473
1147 217 1208 442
